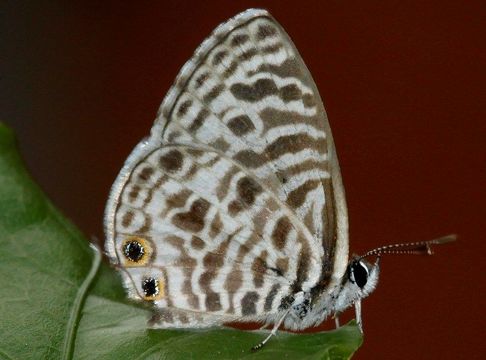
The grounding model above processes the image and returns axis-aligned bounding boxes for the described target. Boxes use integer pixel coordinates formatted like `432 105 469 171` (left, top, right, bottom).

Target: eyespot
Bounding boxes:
121 236 152 265
350 261 369 289
142 277 164 300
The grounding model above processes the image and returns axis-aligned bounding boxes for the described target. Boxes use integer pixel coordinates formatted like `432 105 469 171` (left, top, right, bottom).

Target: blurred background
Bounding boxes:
2 1 484 358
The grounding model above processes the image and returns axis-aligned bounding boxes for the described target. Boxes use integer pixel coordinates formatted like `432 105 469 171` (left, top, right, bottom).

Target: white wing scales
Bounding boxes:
105 9 348 328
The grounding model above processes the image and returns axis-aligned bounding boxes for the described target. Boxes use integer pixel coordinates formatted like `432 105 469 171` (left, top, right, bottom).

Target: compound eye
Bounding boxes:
351 261 369 288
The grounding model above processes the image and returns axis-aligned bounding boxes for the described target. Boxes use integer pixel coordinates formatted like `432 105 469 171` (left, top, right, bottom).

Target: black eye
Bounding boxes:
350 261 368 288
142 277 159 298
123 239 145 262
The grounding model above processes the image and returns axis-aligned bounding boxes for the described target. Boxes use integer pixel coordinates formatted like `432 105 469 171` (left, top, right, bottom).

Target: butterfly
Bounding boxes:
104 8 455 350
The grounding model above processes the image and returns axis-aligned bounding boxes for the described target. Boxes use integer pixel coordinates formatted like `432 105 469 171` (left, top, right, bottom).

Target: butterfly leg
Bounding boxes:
251 308 291 352
354 299 363 333
334 313 340 328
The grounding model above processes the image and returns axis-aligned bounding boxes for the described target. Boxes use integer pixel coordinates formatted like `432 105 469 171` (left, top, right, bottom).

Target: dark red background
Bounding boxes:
2 1 484 359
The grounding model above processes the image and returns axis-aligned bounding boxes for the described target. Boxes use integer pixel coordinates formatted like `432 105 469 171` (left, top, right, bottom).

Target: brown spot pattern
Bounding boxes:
237 176 262 206
256 24 278 40
121 211 134 228
231 34 249 47
203 84 224 103
189 108 210 132
159 149 183 173
272 216 292 250
191 235 205 250
241 291 259 315
212 50 228 65
138 167 154 183
128 185 140 202
166 189 192 210
264 284 281 311
172 198 210 233
251 251 268 288
287 180 320 209
177 99 192 117
227 115 255 136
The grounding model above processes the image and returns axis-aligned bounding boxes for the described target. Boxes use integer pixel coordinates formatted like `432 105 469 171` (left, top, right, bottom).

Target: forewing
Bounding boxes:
105 9 348 326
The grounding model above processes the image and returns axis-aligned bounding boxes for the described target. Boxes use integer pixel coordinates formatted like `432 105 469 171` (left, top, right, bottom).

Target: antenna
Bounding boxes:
360 234 457 259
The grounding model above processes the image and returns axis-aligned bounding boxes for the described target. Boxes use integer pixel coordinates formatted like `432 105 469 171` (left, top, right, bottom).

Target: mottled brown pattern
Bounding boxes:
272 216 292 250
259 108 321 132
237 176 262 206
276 257 289 274
177 99 193 117
292 242 311 293
233 149 265 168
280 84 303 102
199 231 235 312
202 84 224 104
194 72 210 89
188 108 210 132
223 61 238 78
231 33 249 47
159 149 183 173
138 167 154 183
211 137 230 152
284 159 328 178
287 179 320 208
265 134 322 161
166 235 200 310
228 200 244 216
224 268 243 314
241 291 259 315
137 215 152 233
156 308 174 324
172 198 210 233
264 284 281 311
128 185 140 202
238 48 258 61
209 213 222 238
212 50 228 65
225 268 243 292
256 24 277 40
121 210 134 227
178 312 189 324
230 78 278 102
166 130 181 143
165 189 191 210
247 58 303 80
191 235 205 250
205 292 222 312
227 115 255 136
302 93 316 108
261 43 283 54
251 250 268 288
216 165 239 201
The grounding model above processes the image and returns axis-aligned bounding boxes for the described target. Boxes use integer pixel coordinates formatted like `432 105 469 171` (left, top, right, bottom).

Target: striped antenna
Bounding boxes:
360 234 457 259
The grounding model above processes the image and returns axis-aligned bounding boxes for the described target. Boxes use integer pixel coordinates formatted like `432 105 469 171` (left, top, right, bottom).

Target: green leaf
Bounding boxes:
0 123 362 359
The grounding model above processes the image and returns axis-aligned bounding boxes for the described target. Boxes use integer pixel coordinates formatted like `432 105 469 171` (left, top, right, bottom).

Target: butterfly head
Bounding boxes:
335 256 380 314
335 234 456 316
347 257 380 296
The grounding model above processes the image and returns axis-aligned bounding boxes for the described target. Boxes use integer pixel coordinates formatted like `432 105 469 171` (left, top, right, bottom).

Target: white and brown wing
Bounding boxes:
105 9 348 328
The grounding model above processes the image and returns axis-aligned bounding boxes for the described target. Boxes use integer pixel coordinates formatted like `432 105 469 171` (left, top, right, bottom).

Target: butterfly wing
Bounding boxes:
105 9 348 328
